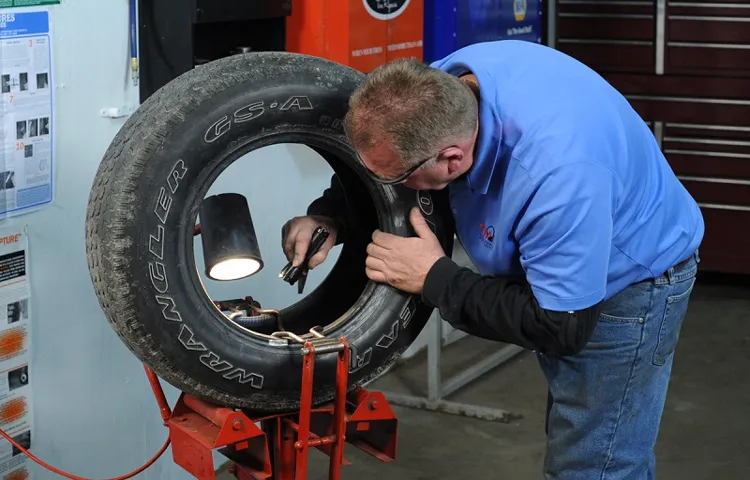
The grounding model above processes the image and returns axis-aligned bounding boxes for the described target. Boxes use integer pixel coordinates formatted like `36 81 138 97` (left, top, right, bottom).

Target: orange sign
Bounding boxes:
286 0 424 72
0 327 25 361
0 397 26 425
4 468 28 480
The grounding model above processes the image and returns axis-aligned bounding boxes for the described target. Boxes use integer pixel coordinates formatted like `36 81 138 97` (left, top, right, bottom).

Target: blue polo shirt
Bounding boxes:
431 40 704 312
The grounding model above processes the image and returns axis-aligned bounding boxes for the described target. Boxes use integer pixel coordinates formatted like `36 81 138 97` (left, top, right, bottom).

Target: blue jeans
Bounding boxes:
537 252 699 479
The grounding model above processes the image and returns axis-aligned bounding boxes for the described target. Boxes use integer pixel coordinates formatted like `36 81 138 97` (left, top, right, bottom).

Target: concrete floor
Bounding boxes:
218 275 750 479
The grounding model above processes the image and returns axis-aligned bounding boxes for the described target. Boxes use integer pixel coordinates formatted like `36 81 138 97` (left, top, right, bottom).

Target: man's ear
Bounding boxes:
439 146 465 175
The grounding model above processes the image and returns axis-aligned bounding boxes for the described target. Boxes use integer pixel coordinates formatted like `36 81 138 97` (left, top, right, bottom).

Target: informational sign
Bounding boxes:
0 9 54 218
0 226 32 480
0 1 59 9
502 0 542 43
455 0 541 47
363 0 409 20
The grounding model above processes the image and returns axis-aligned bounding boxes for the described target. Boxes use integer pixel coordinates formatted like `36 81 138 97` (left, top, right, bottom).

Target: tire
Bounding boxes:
85 51 455 412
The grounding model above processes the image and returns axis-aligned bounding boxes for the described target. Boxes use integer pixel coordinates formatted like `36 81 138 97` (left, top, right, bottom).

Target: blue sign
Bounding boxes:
501 0 542 43
424 0 542 63
0 10 49 37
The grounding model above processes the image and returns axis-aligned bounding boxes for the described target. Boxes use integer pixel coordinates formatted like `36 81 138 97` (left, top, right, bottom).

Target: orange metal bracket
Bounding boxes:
144 336 399 480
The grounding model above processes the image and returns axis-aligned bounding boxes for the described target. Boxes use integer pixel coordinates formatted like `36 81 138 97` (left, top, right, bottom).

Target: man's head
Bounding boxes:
344 58 480 190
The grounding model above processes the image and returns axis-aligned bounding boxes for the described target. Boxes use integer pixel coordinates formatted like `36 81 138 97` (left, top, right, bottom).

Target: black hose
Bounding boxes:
230 313 278 329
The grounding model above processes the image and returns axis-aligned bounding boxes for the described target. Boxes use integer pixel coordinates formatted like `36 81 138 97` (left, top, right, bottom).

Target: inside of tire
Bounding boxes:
194 142 380 340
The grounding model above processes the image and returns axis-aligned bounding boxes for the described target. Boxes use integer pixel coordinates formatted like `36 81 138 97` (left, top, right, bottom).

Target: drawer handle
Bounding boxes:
698 203 750 212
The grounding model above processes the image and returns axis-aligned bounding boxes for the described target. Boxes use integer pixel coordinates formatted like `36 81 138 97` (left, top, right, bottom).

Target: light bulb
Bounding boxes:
208 257 261 281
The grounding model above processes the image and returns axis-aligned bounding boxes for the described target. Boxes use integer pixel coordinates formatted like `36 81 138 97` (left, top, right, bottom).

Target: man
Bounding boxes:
282 40 704 478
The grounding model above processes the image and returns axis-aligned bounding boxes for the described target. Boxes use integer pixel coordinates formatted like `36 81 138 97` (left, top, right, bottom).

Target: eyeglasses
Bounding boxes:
360 154 436 185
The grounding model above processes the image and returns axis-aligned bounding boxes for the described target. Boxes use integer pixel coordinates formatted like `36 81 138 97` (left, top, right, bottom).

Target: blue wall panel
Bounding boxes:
424 0 458 64
424 0 543 63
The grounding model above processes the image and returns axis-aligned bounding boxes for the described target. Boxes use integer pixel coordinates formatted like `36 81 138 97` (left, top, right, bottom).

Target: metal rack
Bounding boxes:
380 242 526 422
381 312 525 422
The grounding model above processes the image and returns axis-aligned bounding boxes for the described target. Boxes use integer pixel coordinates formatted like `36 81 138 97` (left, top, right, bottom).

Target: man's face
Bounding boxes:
358 143 454 191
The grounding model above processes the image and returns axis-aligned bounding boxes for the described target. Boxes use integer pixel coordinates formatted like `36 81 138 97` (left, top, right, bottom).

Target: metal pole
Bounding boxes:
546 0 557 49
427 312 442 403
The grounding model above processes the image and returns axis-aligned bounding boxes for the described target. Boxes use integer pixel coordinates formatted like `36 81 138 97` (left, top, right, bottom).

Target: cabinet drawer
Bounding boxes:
605 73 750 100
669 16 750 44
559 14 655 41
679 177 750 207
667 151 750 180
626 95 750 126
666 1 750 75
559 0 654 16
558 42 654 72
668 45 750 74
557 1 656 72
696 206 750 274
662 122 750 180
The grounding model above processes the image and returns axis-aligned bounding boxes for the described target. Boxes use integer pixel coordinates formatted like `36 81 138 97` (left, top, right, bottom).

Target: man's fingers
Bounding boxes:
312 233 339 268
372 229 398 247
366 267 386 283
308 250 328 270
293 234 312 266
283 237 295 261
281 222 294 256
409 207 434 239
365 255 387 271
366 242 390 260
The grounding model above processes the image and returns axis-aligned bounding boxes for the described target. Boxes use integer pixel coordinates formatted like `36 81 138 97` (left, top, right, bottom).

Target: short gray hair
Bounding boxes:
344 58 479 168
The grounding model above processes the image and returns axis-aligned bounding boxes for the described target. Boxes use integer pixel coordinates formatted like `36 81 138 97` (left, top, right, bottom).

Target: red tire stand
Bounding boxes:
144 337 398 480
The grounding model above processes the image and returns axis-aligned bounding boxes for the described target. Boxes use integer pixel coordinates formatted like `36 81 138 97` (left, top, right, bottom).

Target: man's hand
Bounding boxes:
365 207 446 294
281 215 338 269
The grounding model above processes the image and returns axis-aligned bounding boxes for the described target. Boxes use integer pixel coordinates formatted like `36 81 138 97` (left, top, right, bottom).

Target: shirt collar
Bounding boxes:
465 97 503 195
436 62 503 195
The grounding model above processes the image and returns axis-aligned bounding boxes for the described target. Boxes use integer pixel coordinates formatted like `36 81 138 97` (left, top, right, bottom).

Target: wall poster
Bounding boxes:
0 226 32 480
0 9 54 218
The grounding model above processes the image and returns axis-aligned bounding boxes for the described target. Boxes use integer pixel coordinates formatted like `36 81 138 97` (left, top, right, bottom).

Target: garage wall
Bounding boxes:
13 2 334 479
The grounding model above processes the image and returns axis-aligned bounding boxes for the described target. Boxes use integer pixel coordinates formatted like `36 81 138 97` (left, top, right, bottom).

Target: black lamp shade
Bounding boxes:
200 193 264 281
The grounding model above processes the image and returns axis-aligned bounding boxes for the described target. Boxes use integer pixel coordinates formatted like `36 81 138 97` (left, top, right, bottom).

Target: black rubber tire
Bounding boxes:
85 51 455 412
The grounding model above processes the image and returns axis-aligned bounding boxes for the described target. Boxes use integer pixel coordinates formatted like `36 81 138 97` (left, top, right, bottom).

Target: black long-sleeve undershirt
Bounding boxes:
306 175 602 356
421 256 602 356
306 174 350 245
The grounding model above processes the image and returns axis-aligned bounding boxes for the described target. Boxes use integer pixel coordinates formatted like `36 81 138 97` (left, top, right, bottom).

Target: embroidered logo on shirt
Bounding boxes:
479 223 495 248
